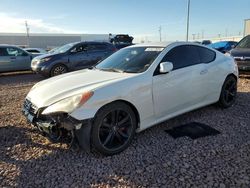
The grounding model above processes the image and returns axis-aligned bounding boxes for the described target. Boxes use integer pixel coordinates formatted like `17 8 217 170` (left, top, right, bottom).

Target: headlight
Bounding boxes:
40 57 52 63
225 52 231 57
42 91 94 115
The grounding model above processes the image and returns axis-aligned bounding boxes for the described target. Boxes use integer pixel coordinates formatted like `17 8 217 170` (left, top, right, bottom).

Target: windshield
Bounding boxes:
236 36 250 49
95 47 164 73
52 43 75 53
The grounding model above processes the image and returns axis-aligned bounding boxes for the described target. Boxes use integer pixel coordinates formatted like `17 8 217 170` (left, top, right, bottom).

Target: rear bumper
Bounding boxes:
22 100 92 151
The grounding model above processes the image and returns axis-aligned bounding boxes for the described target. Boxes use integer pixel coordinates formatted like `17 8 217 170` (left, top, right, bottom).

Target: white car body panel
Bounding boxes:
26 42 238 132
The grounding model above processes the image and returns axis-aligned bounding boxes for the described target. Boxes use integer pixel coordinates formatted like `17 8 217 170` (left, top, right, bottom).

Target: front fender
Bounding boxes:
69 73 153 127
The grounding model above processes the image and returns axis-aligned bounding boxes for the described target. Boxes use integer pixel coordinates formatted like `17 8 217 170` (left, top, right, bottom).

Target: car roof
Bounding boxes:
24 48 44 50
0 44 21 48
127 41 204 48
75 41 113 45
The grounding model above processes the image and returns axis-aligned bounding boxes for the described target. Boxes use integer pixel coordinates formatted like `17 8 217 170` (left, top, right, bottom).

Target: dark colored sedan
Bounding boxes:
31 41 117 77
208 41 238 53
229 35 250 71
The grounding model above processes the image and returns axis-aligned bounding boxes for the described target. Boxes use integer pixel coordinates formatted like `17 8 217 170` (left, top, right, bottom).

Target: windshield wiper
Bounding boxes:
88 66 96 70
122 70 137 73
98 68 124 73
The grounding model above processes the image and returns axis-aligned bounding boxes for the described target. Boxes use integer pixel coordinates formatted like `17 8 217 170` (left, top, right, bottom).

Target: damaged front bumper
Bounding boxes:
22 98 92 151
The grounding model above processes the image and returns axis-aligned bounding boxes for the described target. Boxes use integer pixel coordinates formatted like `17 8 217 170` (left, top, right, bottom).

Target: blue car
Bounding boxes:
208 41 238 54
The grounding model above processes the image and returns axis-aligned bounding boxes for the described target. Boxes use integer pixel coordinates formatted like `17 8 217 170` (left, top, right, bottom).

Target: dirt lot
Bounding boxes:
0 73 250 188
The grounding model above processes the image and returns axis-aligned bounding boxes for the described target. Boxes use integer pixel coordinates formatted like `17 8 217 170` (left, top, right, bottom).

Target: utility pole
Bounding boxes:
186 0 191 41
159 26 162 42
192 34 196 40
25 21 30 47
218 33 221 41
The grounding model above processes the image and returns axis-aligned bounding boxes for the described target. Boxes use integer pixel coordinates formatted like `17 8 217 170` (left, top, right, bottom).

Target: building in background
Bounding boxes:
244 19 250 36
0 33 110 49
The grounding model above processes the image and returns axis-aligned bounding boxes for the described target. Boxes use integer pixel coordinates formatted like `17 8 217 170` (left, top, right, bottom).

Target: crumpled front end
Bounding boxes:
22 98 92 151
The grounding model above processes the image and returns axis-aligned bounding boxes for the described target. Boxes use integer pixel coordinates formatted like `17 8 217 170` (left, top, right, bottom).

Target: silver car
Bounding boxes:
0 45 33 73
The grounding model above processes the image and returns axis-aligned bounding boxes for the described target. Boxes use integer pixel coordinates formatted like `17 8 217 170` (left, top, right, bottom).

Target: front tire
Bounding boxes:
91 102 136 155
50 64 68 77
218 75 237 108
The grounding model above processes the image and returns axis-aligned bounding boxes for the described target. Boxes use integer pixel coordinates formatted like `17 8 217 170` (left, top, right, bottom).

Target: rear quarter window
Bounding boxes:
197 47 216 63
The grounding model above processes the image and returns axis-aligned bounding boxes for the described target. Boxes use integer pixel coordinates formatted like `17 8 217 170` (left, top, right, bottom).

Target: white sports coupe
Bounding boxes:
23 42 238 155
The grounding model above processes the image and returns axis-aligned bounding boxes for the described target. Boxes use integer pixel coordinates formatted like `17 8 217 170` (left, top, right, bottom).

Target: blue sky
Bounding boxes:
0 0 249 42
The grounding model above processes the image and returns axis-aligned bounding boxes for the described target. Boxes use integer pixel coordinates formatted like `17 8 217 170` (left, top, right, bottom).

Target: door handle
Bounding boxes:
200 69 208 75
10 57 16 60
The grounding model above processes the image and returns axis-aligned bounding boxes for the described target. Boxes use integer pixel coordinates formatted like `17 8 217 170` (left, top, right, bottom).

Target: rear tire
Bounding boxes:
218 75 237 108
91 102 136 156
50 64 68 77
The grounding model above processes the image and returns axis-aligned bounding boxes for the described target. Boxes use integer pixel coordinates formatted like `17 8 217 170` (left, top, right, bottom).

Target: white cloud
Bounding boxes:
0 13 82 33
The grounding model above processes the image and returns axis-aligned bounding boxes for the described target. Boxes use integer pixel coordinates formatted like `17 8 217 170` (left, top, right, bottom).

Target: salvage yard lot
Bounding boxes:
0 73 250 187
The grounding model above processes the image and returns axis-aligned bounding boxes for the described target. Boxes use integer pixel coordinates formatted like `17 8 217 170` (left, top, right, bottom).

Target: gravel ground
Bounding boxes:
0 73 250 188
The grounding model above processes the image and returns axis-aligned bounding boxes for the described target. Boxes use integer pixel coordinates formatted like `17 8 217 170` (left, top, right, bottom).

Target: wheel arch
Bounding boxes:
226 73 237 81
219 73 237 93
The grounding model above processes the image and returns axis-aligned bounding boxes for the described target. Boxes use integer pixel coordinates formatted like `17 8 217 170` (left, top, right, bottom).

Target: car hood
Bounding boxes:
230 48 250 57
27 69 135 108
33 52 63 60
31 53 45 58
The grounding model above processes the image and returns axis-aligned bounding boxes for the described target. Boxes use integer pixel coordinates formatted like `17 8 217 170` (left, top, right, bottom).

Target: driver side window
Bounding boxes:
72 44 88 53
6 47 27 56
161 45 200 70
154 45 201 76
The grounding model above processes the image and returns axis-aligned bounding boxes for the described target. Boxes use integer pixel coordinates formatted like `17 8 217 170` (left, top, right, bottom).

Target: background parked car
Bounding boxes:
201 40 212 45
24 48 47 56
31 41 117 77
228 35 250 71
110 34 134 50
0 45 33 73
110 34 134 44
208 41 238 53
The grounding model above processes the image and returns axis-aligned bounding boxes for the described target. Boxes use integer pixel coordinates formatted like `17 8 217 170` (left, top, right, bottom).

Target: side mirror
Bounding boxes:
231 45 236 49
159 62 173 74
70 49 77 54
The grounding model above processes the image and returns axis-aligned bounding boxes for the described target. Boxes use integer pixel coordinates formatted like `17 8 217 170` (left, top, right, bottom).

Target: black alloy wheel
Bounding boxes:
99 110 132 150
219 76 237 108
91 102 136 155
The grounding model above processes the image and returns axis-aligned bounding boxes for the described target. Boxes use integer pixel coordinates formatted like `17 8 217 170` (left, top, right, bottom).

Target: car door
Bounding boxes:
152 45 208 118
85 43 111 66
0 47 13 72
6 47 31 71
0 47 31 72
68 44 90 70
